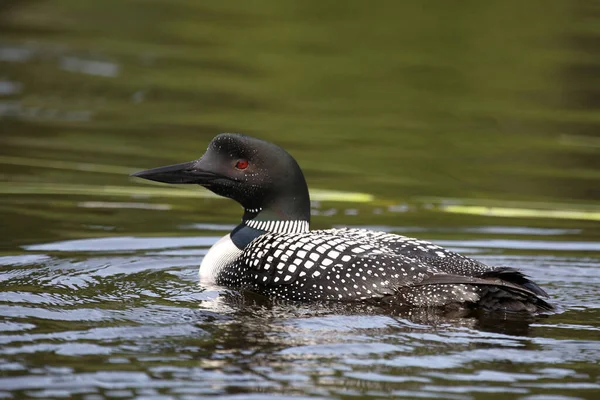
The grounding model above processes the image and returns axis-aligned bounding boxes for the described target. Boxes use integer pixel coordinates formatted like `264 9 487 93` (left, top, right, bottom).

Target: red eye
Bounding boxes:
235 159 249 170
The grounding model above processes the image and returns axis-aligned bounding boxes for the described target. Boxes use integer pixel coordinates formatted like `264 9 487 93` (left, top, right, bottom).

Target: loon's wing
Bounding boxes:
333 229 553 311
331 228 493 276
385 271 554 313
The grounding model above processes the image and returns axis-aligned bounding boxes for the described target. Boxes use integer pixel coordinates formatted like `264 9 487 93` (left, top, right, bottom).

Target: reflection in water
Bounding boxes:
0 79 21 95
210 289 540 337
0 0 599 399
0 46 34 62
59 57 120 78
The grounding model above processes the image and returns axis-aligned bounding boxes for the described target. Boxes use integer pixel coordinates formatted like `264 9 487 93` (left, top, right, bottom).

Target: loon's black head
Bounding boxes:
132 133 311 223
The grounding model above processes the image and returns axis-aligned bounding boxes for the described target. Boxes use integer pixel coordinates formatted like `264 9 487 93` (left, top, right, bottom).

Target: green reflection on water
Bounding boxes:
0 0 599 248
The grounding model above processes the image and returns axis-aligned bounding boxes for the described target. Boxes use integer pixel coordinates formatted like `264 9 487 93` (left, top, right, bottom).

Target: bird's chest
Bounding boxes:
199 234 243 284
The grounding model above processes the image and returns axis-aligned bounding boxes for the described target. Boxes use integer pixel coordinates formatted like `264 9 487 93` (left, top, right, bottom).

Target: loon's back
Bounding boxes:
217 228 553 313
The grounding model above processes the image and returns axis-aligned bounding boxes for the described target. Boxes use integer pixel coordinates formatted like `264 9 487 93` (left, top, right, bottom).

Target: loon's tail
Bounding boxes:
389 267 554 313
475 267 554 313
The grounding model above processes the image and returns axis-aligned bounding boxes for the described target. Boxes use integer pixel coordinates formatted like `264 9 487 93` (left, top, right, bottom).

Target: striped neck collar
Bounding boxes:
244 219 309 234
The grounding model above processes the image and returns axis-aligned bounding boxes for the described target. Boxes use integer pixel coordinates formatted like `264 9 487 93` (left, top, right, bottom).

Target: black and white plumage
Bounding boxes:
132 133 554 313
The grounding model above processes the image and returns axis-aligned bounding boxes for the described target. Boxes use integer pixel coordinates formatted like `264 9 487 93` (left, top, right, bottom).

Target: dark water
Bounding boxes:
1 1 600 399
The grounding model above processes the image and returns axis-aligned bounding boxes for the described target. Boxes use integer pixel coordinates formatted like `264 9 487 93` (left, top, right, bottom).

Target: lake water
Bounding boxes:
1 1 599 399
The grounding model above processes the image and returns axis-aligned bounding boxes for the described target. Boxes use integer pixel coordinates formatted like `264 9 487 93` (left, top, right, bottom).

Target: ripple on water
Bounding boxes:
279 342 409 357
282 314 405 331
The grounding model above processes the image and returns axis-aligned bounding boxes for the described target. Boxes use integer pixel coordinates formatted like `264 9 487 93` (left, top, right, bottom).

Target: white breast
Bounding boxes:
199 234 243 284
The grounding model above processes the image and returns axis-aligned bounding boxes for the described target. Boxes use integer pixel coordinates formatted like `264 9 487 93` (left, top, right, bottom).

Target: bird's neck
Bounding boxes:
242 208 310 234
240 174 311 234
230 207 310 250
233 165 311 248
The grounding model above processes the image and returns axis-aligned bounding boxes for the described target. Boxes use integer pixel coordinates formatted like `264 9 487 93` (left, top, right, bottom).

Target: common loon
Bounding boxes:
132 133 554 313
